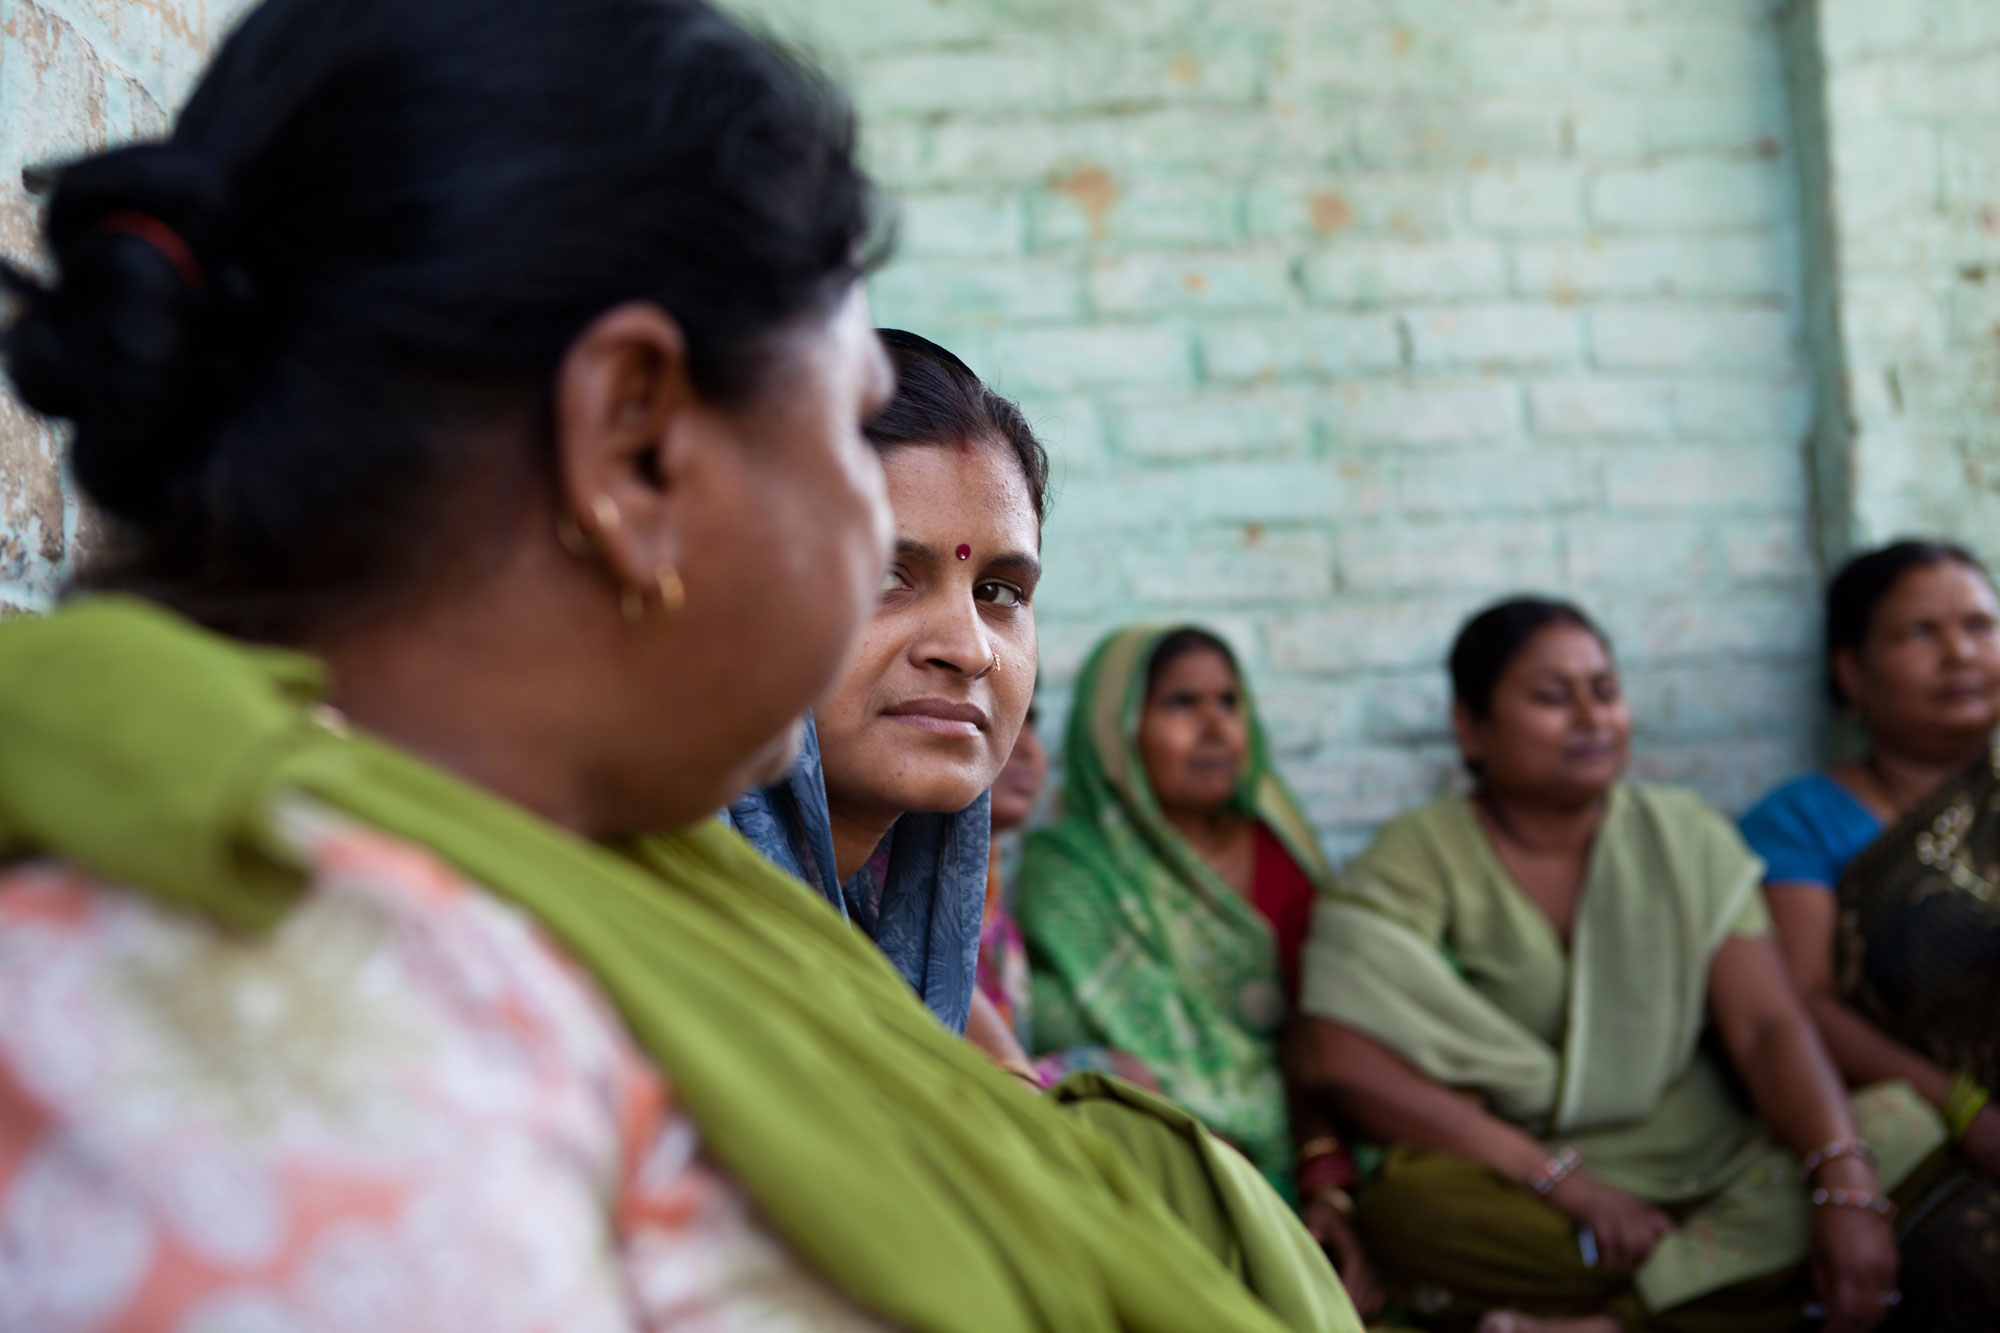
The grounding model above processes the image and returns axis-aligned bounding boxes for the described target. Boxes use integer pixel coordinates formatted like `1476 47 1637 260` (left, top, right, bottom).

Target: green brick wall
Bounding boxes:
733 0 1827 856
3 0 1995 859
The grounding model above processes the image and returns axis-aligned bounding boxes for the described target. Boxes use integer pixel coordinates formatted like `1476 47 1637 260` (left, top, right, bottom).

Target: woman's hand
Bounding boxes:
1958 1102 2000 1179
1299 1192 1384 1321
1808 1194 1899 1333
1543 1173 1675 1273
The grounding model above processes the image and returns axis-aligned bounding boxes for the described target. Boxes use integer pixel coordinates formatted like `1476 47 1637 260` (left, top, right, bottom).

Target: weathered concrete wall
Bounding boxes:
736 0 1821 856
1798 2 2000 566
0 0 252 612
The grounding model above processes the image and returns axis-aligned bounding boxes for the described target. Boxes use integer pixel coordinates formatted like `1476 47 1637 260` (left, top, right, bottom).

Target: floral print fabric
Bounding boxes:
0 802 889 1333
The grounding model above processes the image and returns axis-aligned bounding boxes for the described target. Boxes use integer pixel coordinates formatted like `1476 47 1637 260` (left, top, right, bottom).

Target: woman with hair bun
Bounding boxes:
1295 597 1938 1333
1742 540 2000 1330
0 1 1353 1328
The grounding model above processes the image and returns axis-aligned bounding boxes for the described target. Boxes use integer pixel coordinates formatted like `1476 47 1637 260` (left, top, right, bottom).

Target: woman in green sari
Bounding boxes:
1742 540 2000 1329
1296 598 1941 1333
0 1 1354 1328
1017 625 1384 1320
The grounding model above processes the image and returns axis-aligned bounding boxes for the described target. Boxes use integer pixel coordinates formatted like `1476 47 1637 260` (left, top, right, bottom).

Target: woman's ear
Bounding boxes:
1450 700 1485 771
1831 647 1865 720
548 301 696 594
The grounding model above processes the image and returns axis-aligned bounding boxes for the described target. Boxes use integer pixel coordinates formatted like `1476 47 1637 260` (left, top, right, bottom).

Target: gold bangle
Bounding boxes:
1294 1135 1343 1165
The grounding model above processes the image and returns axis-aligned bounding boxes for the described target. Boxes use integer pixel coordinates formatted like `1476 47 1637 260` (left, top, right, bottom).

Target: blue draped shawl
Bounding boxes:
725 716 990 1034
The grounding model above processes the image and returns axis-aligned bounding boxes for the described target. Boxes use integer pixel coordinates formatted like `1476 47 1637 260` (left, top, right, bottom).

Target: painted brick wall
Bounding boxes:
0 0 253 613
735 0 1820 858
1798 1 2000 564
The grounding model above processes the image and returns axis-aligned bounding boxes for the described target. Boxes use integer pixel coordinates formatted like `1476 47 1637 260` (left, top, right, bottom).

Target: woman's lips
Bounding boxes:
882 697 988 739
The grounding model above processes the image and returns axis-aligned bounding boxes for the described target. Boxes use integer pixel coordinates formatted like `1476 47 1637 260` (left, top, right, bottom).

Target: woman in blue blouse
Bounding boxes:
1742 540 2000 1330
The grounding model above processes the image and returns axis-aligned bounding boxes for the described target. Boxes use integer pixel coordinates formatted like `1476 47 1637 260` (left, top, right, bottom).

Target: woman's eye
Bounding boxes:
975 582 1023 608
880 569 908 595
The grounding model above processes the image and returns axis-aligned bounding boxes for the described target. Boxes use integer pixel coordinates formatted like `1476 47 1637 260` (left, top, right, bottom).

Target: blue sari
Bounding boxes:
725 716 989 1034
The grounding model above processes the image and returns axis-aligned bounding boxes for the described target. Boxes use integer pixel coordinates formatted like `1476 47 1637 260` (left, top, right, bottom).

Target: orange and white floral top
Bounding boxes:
0 802 891 1332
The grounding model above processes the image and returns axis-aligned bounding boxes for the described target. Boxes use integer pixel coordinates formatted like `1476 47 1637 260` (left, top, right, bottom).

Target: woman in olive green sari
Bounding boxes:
0 2 1353 1327
1296 599 1940 1333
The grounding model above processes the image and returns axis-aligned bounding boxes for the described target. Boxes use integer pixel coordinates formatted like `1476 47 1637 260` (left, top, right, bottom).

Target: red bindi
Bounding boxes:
956 544 971 561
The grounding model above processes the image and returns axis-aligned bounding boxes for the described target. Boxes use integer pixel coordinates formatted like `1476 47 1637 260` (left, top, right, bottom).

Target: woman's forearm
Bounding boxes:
1736 1007 1860 1156
1300 1021 1549 1182
1804 993 1952 1107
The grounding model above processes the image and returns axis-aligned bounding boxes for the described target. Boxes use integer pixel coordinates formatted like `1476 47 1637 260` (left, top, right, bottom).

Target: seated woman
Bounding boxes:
1296 598 1940 1333
0 4 1354 1329
726 329 1041 1048
1741 540 2000 1329
1017 626 1383 1318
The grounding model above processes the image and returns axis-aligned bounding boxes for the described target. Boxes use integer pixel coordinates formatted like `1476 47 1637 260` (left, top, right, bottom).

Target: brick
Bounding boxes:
1056 34 1268 108
1088 251 1298 316
1466 165 1586 233
1056 462 1362 529
1317 379 1525 448
1286 746 1459 828
1394 451 1601 515
854 48 1061 116
1338 519 1564 592
1603 445 1806 511
925 107 1286 185
1572 20 1777 91
1512 236 1791 301
1839 280 1952 358
1826 126 1938 231
1302 240 1509 306
868 258 1085 325
1591 159 1788 229
1564 515 1717 586
1406 304 1582 370
1623 663 1819 741
1010 396 1113 477
1107 392 1313 461
1199 314 1405 384
1595 591 1817 661
1529 379 1673 439
895 192 1025 258
982 325 1195 393
1589 305 1795 372
1243 172 1458 242
1817 2 1933 64
1124 534 1335 605
1671 378 1812 442
1346 99 1565 168
1718 522 1815 583
1267 599 1472 672
1030 178 1242 250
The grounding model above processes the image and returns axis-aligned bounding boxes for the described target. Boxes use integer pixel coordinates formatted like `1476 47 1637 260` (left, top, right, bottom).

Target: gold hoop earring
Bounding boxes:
656 566 686 615
590 494 621 536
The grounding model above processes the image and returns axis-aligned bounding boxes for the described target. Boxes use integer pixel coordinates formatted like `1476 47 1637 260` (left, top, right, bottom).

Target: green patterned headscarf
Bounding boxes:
1016 626 1333 1194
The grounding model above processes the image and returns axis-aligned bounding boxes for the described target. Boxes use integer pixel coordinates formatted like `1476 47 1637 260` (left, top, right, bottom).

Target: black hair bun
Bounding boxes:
2 141 249 523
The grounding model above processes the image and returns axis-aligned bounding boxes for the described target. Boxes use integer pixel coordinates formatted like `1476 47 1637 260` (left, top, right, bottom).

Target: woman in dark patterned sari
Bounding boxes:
1741 540 2000 1329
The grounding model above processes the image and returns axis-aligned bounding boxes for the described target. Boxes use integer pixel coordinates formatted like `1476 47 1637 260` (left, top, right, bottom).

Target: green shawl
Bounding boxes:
0 597 1356 1333
1016 625 1332 1194
1303 787 1943 1312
